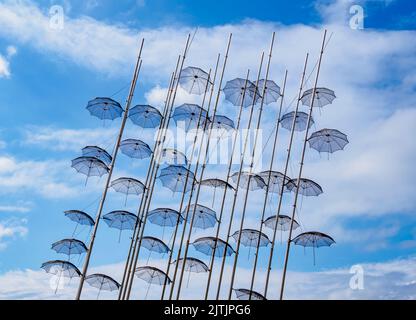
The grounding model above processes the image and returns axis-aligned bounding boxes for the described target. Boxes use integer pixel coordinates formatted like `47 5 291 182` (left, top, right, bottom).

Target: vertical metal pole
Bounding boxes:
279 30 327 300
248 70 287 298
75 39 145 300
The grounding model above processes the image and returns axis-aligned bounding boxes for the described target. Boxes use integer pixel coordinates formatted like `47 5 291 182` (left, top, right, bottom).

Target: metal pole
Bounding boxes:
279 30 327 300
248 70 287 298
75 38 145 300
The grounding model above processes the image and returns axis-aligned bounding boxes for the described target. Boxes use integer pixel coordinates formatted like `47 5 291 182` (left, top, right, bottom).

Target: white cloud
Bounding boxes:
0 218 28 250
0 44 17 78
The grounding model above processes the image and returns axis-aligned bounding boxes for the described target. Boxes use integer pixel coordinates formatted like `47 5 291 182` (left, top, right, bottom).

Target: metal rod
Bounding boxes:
248 70 287 298
279 29 327 300
263 54 309 298
75 38 145 300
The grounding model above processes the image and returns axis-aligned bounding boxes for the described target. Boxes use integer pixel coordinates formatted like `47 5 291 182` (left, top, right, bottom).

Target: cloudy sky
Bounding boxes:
0 0 415 300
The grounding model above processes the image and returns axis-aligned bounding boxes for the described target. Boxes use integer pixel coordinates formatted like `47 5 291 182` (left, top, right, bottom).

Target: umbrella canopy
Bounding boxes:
129 104 162 128
64 210 95 227
141 236 170 254
231 172 266 191
172 103 208 131
210 115 235 132
160 148 188 166
85 273 120 292
102 210 138 231
174 257 209 273
256 79 281 104
263 215 300 232
51 239 87 256
192 237 235 257
301 87 336 108
86 97 123 120
184 204 218 229
135 266 171 285
120 139 152 159
280 111 315 132
110 177 145 196
258 171 290 194
158 165 196 193
179 66 211 95
232 229 270 248
292 231 335 248
200 178 234 190
223 78 261 108
286 178 323 197
147 208 184 227
234 288 267 300
82 146 112 165
41 260 81 278
308 128 349 154
71 156 109 179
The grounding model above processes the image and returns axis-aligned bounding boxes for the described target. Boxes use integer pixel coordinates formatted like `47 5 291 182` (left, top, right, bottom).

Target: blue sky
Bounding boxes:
0 0 415 299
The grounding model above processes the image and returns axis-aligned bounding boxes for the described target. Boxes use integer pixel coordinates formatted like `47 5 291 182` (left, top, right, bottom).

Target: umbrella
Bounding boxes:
184 204 218 230
301 87 336 108
173 257 209 288
192 237 235 258
210 115 235 132
51 239 87 257
172 103 208 131
231 172 266 191
135 266 171 299
103 210 139 242
232 229 270 257
71 156 109 185
234 288 267 300
286 178 323 197
110 177 145 205
86 97 123 121
280 111 315 132
308 128 349 154
120 139 152 159
263 214 300 232
129 105 163 128
292 231 335 265
41 260 81 294
141 236 170 263
158 165 196 193
82 146 112 165
200 178 234 207
223 78 261 108
179 66 211 95
256 79 281 104
64 210 94 227
160 148 188 165
147 208 184 239
85 273 120 299
258 171 290 194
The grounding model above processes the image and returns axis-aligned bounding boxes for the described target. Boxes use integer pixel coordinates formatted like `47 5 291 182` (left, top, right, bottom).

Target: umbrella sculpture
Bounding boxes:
141 236 170 263
41 260 81 294
103 210 139 242
129 105 163 128
231 229 270 258
280 111 315 132
234 288 267 300
210 115 235 132
184 204 218 230
231 172 266 191
147 208 184 239
135 266 171 299
192 237 235 258
64 210 95 236
173 257 209 287
223 78 261 108
120 139 152 160
264 214 300 243
179 66 212 95
158 165 196 194
258 171 290 194
86 97 123 121
85 273 120 299
301 87 336 108
286 178 323 197
71 156 109 185
82 146 112 165
160 148 188 166
110 177 145 206
172 103 208 131
256 79 281 105
308 128 349 154
199 178 234 207
292 231 336 265
51 239 88 258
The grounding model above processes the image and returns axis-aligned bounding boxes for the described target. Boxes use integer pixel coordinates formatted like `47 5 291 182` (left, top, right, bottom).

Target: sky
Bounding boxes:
0 0 415 300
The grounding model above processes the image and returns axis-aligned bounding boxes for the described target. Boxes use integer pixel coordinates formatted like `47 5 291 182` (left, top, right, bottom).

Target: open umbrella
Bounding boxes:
308 128 349 154
179 66 211 95
184 204 218 230
280 111 315 132
135 266 171 299
223 78 261 108
232 229 270 257
141 236 170 263
103 210 139 242
258 171 290 194
120 139 152 160
301 87 336 108
110 177 145 205
82 146 112 165
41 260 81 294
256 79 281 104
71 156 109 185
292 231 335 265
173 257 209 287
231 172 266 191
286 178 323 197
64 210 94 237
192 237 235 258
172 103 208 131
51 239 87 258
86 97 123 121
147 208 184 239
85 273 120 299
129 105 162 128
200 178 234 207
234 288 267 300
160 148 188 166
158 165 196 193
264 214 300 243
